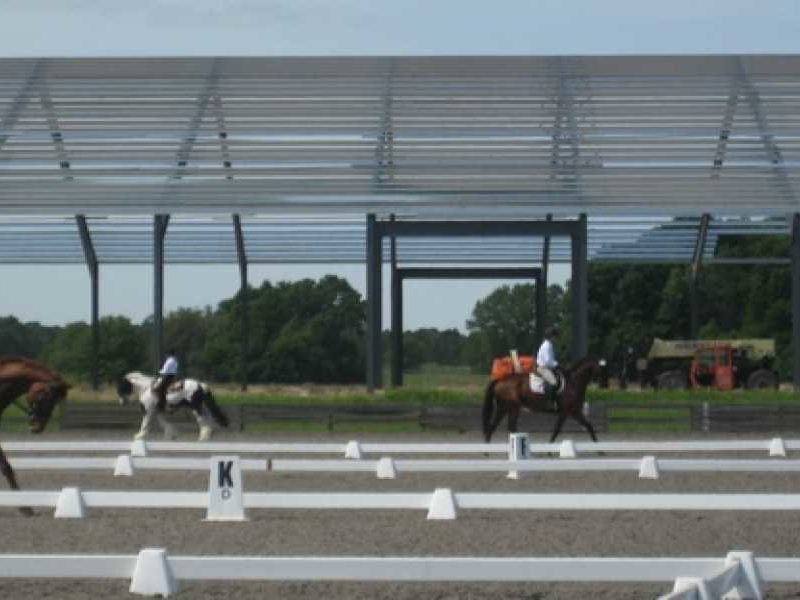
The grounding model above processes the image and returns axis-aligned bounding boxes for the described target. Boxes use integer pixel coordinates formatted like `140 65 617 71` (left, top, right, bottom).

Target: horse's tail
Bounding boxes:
482 379 499 441
201 386 229 428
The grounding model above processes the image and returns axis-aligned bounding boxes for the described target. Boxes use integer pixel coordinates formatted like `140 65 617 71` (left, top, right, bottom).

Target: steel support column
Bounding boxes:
690 214 710 338
389 215 403 387
76 215 99 389
792 214 800 390
366 214 383 391
536 213 552 346
233 214 249 391
153 214 169 372
571 213 588 359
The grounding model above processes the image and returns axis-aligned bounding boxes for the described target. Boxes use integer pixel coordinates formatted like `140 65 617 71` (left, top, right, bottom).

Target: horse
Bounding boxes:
116 371 229 441
482 356 600 445
0 357 70 512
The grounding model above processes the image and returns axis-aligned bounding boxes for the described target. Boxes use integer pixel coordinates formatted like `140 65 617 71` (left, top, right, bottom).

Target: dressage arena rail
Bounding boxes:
5 488 800 516
10 455 800 480
0 549 797 598
3 436 799 457
52 401 800 433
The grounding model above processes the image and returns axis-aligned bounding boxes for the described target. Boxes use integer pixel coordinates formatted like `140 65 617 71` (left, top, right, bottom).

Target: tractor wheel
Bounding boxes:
656 370 687 390
746 369 778 390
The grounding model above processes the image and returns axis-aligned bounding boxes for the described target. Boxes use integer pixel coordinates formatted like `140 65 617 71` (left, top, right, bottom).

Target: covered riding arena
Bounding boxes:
1 55 800 597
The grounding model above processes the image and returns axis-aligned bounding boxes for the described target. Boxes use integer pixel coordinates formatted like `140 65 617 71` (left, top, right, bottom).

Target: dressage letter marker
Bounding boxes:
205 455 246 521
507 433 530 479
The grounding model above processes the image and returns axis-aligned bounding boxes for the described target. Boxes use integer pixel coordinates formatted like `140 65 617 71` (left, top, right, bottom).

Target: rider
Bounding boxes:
536 326 561 411
154 349 179 413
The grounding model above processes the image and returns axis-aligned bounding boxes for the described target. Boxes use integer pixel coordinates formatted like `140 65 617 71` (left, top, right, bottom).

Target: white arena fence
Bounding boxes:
4 486 800 520
3 436 798 458
9 455 800 480
0 548 796 598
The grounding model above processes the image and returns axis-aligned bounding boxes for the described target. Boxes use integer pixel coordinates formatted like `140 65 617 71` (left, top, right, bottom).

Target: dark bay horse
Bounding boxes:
0 357 70 499
482 356 599 444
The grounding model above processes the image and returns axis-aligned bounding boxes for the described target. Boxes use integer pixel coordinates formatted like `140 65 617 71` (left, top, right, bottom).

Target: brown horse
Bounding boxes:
0 357 70 496
482 356 599 444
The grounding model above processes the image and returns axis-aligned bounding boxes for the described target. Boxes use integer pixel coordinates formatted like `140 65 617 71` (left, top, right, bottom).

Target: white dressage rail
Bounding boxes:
10 455 800 480
4 488 800 519
0 549 797 597
2 437 798 457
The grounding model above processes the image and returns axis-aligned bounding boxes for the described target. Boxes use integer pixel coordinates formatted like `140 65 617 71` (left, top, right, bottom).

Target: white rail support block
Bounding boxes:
508 433 530 479
54 487 86 519
427 488 457 520
376 457 396 479
639 456 660 479
559 439 577 459
769 438 787 457
724 551 763 599
344 440 362 459
113 455 134 477
206 456 246 521
129 548 177 597
130 439 148 457
667 577 713 600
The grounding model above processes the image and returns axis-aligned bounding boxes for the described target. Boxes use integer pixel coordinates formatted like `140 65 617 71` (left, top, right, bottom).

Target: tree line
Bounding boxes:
0 234 793 383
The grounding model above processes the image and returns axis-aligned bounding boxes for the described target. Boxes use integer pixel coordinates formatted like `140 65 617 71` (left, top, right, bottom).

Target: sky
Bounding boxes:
0 1 798 330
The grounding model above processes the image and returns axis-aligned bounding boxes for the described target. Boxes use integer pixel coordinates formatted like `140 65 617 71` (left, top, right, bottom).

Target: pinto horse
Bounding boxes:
117 372 229 441
0 357 70 507
482 356 599 444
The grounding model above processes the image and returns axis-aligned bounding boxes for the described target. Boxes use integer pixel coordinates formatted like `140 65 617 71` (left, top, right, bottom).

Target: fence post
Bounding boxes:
702 401 710 433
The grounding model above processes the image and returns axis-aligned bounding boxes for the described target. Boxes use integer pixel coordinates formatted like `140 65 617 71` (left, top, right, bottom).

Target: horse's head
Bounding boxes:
26 380 70 434
116 375 135 405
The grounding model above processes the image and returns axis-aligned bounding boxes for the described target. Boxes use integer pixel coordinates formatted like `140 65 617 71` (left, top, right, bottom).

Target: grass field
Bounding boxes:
56 363 800 407
3 364 798 434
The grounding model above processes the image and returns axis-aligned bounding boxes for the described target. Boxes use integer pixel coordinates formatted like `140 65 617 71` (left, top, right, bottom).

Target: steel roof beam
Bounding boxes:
737 58 797 205
171 60 219 180
0 60 41 150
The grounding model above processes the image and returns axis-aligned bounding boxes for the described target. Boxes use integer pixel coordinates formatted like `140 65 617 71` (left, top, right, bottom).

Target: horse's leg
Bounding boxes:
485 402 507 444
0 445 34 516
134 411 152 440
572 411 600 444
156 412 178 440
507 405 520 434
192 410 213 441
548 411 568 444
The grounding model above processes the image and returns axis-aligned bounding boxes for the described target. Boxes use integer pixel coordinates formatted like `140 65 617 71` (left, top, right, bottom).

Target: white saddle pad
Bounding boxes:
529 373 546 394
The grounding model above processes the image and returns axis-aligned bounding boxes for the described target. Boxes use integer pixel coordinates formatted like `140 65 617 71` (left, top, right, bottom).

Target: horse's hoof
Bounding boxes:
198 427 213 441
133 433 146 441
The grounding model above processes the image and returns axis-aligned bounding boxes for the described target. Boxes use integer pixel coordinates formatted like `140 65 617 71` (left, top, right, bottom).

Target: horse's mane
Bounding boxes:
566 355 597 374
0 356 65 383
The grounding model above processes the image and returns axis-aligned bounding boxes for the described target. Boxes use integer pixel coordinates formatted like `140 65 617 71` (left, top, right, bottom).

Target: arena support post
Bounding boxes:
792 213 800 391
366 214 383 392
233 214 249 391
570 213 588 360
153 214 169 372
76 215 99 390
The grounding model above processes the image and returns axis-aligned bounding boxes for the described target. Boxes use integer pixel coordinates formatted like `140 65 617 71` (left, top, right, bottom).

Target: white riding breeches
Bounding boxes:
537 366 557 386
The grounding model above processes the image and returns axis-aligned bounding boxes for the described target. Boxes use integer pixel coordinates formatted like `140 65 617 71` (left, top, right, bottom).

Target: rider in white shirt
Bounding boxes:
536 327 561 410
154 349 179 412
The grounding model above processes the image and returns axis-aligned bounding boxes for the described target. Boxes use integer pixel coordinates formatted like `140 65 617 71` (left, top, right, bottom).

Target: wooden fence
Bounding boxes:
50 401 800 433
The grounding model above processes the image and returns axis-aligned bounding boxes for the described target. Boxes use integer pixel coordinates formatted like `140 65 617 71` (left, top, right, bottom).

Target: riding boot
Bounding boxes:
548 386 560 412
156 387 167 413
